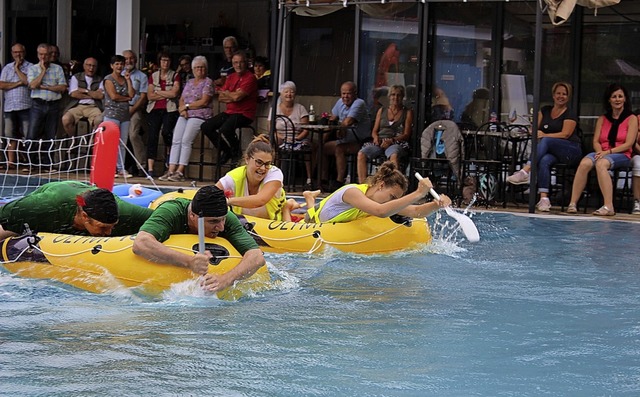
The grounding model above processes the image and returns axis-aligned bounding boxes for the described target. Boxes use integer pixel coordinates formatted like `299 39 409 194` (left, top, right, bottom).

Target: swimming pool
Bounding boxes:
1 212 638 396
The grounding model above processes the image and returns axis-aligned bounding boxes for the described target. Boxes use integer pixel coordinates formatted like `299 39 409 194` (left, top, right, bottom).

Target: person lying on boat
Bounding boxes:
132 185 265 293
215 134 299 221
303 161 451 223
0 181 153 240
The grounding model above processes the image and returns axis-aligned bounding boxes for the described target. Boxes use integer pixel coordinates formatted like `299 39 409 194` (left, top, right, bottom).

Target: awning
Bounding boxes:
544 0 621 25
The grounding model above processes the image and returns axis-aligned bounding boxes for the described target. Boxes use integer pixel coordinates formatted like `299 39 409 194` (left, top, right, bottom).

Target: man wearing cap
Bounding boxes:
0 181 153 240
132 185 265 292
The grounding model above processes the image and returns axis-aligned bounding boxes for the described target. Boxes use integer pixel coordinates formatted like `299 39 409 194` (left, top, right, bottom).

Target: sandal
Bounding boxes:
593 205 615 216
566 203 577 214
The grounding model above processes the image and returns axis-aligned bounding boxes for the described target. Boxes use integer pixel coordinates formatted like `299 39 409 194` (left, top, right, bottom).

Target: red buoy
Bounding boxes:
90 121 119 191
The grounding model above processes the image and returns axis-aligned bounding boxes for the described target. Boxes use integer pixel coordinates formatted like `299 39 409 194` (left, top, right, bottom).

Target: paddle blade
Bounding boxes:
445 207 480 243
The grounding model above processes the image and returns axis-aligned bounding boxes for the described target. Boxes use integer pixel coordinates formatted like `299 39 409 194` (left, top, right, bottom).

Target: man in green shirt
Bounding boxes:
132 185 265 293
0 181 153 240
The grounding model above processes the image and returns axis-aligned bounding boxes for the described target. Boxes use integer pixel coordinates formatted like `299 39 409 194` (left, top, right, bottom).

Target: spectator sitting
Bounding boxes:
268 80 312 187
431 87 454 121
213 36 238 88
200 50 258 165
159 56 214 182
461 87 490 130
253 55 271 98
566 83 638 216
630 118 640 215
322 81 372 192
61 57 104 136
357 84 413 183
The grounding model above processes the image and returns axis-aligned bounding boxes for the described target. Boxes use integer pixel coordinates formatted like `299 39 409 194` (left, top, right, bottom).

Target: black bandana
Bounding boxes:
78 188 118 224
604 109 633 149
191 186 228 217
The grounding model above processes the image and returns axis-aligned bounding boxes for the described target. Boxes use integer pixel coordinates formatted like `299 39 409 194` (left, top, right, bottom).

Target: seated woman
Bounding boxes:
159 56 214 182
356 85 413 183
567 83 638 216
268 80 312 188
303 161 450 224
216 134 301 221
506 82 582 212
632 127 640 215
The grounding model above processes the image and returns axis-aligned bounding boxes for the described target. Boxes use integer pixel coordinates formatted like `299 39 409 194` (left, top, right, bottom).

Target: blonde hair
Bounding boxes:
552 82 572 100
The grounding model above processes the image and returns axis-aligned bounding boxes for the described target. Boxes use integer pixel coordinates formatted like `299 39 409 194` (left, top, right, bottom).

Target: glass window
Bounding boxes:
580 7 640 141
358 4 419 118
431 3 494 128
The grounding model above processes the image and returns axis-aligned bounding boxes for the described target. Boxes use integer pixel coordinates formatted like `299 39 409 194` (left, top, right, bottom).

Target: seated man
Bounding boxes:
132 185 265 293
61 57 104 135
200 51 258 165
322 81 372 191
0 181 153 240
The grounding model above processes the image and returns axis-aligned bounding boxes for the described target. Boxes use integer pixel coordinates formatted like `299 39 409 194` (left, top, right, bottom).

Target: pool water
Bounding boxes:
1 212 639 396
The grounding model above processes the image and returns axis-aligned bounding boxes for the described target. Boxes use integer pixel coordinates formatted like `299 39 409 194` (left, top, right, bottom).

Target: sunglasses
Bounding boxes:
250 156 272 169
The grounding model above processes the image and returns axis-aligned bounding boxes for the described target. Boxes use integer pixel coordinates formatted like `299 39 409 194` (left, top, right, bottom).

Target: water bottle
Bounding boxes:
489 110 498 133
308 105 316 124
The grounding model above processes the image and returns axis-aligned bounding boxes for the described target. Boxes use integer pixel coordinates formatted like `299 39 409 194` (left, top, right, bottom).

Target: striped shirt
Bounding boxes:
27 63 67 101
0 60 33 111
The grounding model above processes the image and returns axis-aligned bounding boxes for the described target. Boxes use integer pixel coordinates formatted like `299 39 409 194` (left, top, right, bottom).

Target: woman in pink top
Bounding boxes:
159 56 214 182
567 83 638 216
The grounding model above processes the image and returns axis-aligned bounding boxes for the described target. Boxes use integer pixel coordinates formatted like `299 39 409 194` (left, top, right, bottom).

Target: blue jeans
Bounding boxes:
534 138 582 193
27 99 61 165
103 117 131 173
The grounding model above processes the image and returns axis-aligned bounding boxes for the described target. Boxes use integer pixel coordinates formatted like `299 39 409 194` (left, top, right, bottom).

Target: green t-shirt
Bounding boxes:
0 181 153 236
138 198 259 255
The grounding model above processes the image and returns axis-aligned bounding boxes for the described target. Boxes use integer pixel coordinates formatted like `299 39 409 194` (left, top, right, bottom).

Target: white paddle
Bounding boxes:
415 173 480 243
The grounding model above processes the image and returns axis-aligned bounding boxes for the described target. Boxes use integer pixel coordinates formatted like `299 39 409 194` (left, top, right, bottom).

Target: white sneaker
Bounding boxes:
506 169 530 185
633 200 640 215
536 197 551 212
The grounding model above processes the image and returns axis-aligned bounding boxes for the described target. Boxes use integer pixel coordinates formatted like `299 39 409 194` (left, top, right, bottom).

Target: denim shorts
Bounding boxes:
585 151 630 169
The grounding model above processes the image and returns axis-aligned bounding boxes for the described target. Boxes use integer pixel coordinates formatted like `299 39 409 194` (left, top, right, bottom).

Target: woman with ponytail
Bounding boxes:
303 161 450 224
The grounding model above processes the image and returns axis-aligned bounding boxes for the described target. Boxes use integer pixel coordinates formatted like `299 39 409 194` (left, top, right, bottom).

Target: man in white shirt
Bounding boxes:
61 57 104 136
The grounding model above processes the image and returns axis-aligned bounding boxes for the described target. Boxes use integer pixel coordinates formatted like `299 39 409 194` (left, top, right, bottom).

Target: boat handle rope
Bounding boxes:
27 243 242 261
308 219 428 254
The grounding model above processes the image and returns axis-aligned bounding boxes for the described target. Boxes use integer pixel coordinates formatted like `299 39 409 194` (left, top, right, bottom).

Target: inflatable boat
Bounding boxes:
0 232 271 300
150 190 432 254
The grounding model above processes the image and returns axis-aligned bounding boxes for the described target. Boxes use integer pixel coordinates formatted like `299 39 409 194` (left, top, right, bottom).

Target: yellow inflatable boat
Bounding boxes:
0 232 271 300
150 190 432 254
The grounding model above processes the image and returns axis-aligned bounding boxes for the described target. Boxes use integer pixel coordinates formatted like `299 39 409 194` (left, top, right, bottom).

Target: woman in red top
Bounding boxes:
567 83 638 216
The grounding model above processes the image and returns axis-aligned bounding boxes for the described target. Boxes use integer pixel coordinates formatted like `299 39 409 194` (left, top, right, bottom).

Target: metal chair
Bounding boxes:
462 121 504 206
271 115 312 190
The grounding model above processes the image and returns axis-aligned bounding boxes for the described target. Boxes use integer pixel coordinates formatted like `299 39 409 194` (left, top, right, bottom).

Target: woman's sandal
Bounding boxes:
593 206 615 216
566 203 577 214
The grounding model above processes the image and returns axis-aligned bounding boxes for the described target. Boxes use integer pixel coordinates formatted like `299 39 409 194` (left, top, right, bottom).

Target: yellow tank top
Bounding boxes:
227 166 287 220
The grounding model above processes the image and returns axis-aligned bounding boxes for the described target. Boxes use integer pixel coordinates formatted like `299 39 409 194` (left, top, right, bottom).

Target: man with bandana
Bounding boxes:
132 185 265 293
0 181 153 240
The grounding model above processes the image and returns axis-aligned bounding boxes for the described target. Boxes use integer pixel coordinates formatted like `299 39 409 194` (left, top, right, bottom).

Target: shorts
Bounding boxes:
359 141 409 160
632 154 640 177
3 109 30 138
64 105 103 127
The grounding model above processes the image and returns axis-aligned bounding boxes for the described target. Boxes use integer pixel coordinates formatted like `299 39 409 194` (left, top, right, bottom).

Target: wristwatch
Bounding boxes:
185 103 190 110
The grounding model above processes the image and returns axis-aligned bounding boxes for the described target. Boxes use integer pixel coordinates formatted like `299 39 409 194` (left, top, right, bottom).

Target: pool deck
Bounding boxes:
129 176 640 223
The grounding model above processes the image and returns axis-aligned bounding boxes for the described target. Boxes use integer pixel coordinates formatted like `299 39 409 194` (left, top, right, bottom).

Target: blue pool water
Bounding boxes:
1 212 639 396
